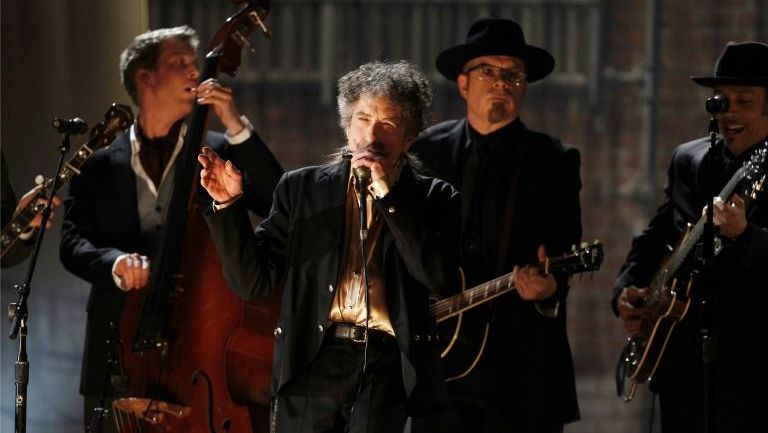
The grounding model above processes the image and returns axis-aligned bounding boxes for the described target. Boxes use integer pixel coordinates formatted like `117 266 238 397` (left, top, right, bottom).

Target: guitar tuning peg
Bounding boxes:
35 175 45 186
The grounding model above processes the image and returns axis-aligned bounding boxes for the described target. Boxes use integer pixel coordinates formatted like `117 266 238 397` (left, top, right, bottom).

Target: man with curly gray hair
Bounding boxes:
198 60 461 432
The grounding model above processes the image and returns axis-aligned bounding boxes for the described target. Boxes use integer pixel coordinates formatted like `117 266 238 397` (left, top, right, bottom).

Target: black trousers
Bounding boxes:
274 335 406 433
410 361 563 433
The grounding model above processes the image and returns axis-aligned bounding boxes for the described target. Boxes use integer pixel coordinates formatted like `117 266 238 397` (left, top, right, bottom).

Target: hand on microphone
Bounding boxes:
350 141 389 185
353 166 372 193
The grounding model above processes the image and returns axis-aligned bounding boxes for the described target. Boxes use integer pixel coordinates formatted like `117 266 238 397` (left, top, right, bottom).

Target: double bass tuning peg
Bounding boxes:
248 10 272 38
233 32 257 54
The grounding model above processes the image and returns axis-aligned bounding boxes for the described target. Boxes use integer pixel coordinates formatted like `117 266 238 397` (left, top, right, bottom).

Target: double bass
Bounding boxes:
112 2 280 432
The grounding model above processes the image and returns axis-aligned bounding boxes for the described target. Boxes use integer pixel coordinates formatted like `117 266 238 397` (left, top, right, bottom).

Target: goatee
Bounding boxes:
487 101 510 125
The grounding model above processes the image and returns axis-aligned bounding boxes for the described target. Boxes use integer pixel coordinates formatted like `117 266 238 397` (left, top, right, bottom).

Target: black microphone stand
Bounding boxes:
700 113 721 433
354 166 372 370
8 131 72 433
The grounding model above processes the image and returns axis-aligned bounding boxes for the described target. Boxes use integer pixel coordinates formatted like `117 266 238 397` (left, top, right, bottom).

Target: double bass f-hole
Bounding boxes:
192 370 231 433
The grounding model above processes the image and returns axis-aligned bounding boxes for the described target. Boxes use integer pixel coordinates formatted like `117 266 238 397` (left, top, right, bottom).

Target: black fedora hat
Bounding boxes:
436 18 555 83
691 41 768 87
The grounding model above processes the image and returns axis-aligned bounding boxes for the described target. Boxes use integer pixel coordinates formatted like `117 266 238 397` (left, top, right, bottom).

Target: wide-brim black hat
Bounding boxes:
691 41 768 87
436 18 555 83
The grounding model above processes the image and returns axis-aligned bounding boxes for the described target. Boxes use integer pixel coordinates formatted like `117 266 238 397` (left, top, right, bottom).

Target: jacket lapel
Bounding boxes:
110 133 141 238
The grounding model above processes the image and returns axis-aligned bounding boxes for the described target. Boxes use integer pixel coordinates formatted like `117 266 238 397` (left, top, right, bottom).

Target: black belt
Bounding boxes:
332 323 396 344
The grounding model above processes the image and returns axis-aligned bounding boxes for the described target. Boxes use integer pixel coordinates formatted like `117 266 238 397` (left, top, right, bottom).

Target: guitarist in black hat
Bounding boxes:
613 41 768 432
410 18 582 433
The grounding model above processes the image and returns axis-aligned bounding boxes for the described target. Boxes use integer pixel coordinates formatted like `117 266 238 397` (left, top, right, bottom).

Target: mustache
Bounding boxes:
355 141 387 156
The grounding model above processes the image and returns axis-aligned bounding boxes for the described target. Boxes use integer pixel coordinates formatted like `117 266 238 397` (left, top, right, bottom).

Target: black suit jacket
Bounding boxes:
60 129 283 395
410 118 582 428
205 159 461 415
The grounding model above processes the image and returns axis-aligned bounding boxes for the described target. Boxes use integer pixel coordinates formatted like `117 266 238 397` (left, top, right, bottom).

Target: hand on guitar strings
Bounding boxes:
707 195 747 239
16 184 63 232
514 244 557 301
198 146 243 205
617 286 648 336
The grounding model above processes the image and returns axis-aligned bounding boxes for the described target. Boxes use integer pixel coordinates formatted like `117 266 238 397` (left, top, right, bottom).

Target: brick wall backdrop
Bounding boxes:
150 1 766 432
229 2 765 432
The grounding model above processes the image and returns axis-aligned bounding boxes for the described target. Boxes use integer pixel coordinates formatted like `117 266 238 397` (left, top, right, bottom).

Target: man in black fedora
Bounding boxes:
613 41 768 432
409 18 582 433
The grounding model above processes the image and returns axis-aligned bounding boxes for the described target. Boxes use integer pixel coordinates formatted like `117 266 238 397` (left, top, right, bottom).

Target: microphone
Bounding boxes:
705 95 730 115
51 117 88 135
353 166 371 240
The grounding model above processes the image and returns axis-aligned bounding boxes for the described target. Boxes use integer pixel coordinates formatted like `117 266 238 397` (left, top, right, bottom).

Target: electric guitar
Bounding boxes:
616 140 768 402
0 103 133 259
432 241 604 381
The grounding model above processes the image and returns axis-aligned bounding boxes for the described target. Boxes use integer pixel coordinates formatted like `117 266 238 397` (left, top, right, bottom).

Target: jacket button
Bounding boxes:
318 324 325 333
328 284 334 293
387 206 396 214
414 334 420 341
273 327 282 336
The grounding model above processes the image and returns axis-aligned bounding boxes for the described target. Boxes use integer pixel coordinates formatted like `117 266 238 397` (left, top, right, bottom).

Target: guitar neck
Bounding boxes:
431 270 517 323
431 255 575 323
652 165 746 291
1 138 97 256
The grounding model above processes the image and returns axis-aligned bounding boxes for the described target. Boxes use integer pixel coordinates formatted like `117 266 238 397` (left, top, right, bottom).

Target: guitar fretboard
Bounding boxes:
648 141 768 303
431 271 517 322
430 247 602 322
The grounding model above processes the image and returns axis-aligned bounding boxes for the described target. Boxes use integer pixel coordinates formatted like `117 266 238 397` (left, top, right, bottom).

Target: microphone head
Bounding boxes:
51 117 88 134
353 166 371 183
706 95 730 115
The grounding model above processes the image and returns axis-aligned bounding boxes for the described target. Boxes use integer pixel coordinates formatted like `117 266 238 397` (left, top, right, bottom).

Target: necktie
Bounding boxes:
461 140 481 235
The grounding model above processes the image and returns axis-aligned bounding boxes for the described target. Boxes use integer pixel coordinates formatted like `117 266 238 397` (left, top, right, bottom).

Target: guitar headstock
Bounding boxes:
88 103 134 149
210 0 272 77
544 241 604 275
741 140 767 200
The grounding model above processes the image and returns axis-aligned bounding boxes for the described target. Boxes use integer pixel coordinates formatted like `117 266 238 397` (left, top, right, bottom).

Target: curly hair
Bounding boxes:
336 60 433 139
119 25 199 105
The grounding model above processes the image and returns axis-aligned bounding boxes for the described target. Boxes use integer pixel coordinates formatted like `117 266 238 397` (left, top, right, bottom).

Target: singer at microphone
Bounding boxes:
51 117 88 135
197 60 461 433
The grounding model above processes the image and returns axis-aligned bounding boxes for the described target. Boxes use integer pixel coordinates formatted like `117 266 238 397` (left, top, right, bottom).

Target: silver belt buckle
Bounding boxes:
352 327 367 343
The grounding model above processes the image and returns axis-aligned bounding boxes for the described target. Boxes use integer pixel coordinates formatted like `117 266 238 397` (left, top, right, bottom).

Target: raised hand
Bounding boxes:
198 146 243 203
194 78 245 136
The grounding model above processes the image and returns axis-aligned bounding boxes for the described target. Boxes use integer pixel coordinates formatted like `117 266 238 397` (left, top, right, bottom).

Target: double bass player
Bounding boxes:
59 25 283 431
